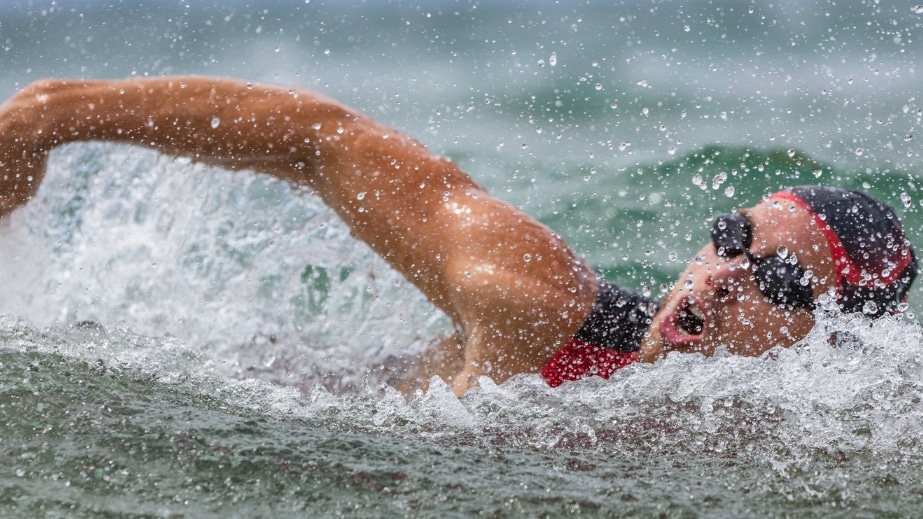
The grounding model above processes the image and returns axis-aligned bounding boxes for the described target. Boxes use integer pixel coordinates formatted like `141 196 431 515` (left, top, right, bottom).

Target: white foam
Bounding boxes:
0 143 448 387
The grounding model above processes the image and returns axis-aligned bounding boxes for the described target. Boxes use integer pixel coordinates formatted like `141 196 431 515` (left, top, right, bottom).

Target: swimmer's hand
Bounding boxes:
0 81 54 218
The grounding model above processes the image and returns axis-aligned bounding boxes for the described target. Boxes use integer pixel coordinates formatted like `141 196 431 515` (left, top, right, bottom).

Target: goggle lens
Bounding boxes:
710 213 814 310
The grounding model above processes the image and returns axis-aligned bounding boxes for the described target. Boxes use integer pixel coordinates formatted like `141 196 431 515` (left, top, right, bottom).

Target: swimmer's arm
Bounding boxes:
0 76 484 326
0 76 390 216
0 76 599 396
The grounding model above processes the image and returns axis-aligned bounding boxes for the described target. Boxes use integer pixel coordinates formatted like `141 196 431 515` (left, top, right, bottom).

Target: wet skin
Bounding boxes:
639 197 838 362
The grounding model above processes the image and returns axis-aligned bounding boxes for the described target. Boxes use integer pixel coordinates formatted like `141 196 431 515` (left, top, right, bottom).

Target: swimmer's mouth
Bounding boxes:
660 296 707 346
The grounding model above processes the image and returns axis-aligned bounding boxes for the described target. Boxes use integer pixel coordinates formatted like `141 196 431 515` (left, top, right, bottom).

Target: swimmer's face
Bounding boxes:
639 197 837 362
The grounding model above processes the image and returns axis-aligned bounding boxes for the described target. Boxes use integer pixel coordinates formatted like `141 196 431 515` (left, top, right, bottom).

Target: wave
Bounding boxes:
3 307 923 516
2 304 922 455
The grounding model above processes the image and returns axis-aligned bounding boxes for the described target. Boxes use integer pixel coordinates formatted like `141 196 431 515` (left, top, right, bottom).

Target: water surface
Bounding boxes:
2 1 923 516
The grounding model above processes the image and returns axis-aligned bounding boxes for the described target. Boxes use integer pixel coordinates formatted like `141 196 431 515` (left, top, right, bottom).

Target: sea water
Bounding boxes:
1 1 923 517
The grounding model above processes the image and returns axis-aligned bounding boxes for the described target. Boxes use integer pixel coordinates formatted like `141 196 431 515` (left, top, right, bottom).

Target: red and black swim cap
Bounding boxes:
770 186 917 318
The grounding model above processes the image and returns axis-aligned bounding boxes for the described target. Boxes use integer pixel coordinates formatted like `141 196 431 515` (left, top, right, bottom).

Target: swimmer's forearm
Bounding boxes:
7 76 372 179
0 77 317 215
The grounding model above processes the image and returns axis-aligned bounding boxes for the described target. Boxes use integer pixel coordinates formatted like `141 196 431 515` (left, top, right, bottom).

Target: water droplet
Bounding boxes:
357 192 366 201
776 246 789 259
904 134 913 141
724 186 735 197
863 301 878 315
683 25 691 32
610 101 618 109
912 5 923 14
855 148 864 156
816 292 835 311
901 192 912 208
523 253 532 262
787 149 796 158
549 52 557 66
595 83 603 91
210 117 220 129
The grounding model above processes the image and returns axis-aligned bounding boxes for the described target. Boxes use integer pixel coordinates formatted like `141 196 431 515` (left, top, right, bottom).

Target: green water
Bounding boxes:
5 317 923 518
2 0 923 516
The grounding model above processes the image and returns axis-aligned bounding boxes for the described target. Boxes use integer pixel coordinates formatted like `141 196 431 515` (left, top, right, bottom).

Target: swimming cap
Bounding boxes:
769 186 917 317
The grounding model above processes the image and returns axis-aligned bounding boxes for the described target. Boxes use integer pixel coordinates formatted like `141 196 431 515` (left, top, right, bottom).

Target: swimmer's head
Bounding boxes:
640 185 917 363
770 185 917 317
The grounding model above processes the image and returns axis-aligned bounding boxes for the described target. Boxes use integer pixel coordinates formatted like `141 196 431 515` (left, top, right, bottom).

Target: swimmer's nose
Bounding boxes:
708 255 751 301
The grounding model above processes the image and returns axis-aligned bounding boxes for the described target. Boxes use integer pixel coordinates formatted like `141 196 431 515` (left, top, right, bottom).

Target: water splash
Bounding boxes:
3 145 923 483
0 143 446 388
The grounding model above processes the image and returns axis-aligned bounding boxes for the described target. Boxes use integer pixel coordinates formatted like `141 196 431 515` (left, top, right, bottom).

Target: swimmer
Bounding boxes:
0 77 917 395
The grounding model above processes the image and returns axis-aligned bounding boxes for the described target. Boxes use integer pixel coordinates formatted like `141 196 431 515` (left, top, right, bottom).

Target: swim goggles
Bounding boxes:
710 212 815 310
